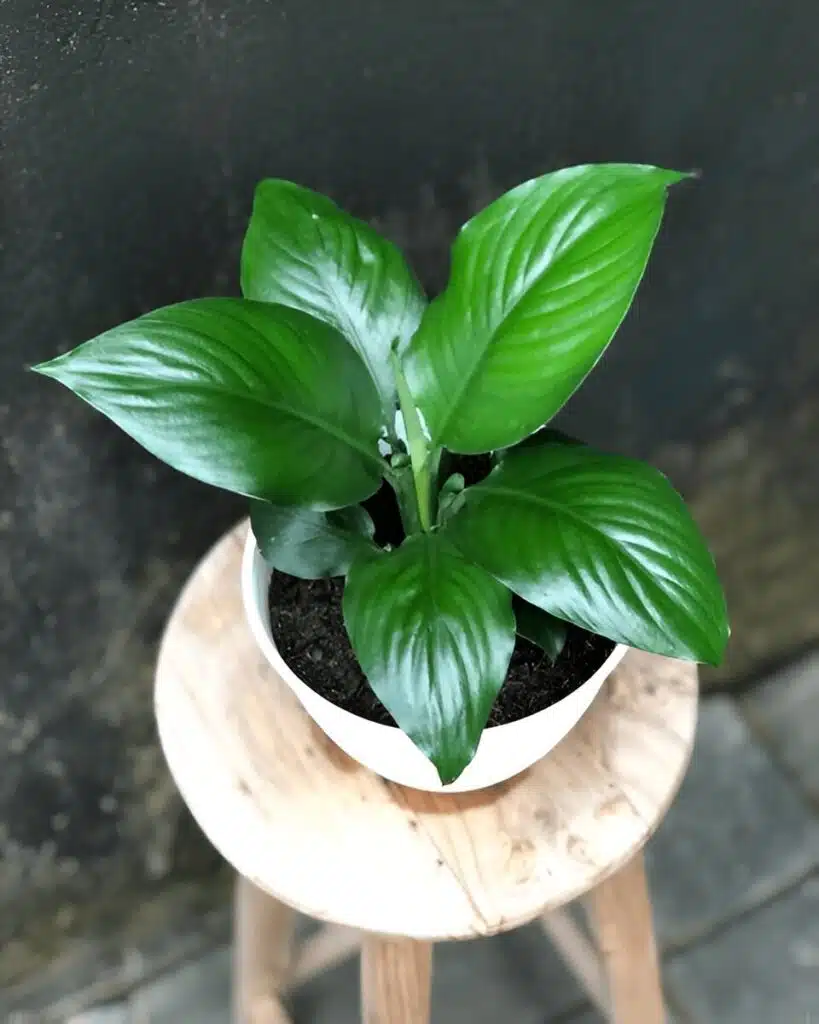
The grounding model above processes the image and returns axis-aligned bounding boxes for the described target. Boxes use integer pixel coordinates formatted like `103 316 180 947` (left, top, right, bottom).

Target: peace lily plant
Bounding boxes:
35 164 729 785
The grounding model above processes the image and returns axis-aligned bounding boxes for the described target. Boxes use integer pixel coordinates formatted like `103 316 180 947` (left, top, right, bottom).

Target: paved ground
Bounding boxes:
15 652 819 1022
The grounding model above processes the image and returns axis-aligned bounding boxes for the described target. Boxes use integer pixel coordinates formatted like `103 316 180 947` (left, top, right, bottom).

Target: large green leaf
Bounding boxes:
241 179 426 412
343 534 515 783
447 443 729 664
404 164 686 454
250 500 376 579
34 299 384 508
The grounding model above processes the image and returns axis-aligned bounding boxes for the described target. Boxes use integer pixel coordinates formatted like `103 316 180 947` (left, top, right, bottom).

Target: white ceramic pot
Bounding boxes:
242 532 629 793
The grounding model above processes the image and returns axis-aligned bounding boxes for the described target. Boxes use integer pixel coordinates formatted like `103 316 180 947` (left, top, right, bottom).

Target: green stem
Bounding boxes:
385 460 421 536
392 351 435 532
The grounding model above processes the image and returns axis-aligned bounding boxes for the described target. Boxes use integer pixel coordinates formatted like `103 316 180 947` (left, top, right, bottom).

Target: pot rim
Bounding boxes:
241 531 630 736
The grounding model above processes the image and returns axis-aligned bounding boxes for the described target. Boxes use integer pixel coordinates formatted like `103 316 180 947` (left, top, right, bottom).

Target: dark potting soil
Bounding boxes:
267 571 616 729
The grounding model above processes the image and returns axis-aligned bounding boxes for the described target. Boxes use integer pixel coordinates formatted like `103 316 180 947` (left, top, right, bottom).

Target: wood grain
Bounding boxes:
361 937 432 1024
155 522 698 940
592 851 665 1023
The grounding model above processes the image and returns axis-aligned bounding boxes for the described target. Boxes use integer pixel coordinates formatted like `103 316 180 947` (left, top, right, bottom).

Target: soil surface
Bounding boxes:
268 571 616 728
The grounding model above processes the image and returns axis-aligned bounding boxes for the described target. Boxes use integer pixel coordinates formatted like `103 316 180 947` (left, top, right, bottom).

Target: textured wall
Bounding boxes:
2 0 818 993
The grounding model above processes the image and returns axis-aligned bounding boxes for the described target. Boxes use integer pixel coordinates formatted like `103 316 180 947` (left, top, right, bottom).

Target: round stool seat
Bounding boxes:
155 523 697 942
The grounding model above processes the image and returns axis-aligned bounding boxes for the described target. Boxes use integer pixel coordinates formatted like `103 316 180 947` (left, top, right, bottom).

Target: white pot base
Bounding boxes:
241 533 628 792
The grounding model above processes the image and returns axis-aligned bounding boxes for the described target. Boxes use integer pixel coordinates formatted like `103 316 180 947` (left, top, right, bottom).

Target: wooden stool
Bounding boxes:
155 524 697 1024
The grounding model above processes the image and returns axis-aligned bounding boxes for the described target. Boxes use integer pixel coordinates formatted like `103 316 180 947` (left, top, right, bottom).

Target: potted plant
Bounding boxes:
34 163 728 792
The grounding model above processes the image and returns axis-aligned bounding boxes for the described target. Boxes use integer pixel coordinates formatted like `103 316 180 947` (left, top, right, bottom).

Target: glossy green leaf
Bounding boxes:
513 596 568 661
343 534 515 783
250 500 376 579
447 443 729 664
241 179 426 413
33 299 384 508
404 164 687 454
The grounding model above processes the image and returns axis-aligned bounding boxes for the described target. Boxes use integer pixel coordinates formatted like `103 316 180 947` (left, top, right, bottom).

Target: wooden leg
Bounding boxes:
540 908 609 1016
361 935 432 1024
234 876 296 1024
591 852 665 1024
288 924 362 987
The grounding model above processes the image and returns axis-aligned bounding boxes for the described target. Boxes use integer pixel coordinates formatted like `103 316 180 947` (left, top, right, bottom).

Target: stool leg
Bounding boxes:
540 908 609 1015
288 925 362 988
361 936 432 1024
591 851 665 1024
234 876 296 1024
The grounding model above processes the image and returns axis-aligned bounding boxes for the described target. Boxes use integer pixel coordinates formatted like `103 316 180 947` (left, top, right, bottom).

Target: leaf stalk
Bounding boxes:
392 350 436 532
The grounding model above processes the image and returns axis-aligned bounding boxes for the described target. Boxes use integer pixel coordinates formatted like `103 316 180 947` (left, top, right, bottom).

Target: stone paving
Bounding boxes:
16 652 819 1022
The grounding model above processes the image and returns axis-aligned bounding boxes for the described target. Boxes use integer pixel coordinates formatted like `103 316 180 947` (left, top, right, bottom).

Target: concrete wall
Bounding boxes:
2 0 818 991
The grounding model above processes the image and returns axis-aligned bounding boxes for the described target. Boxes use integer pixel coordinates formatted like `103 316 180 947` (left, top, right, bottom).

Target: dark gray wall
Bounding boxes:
2 0 818 996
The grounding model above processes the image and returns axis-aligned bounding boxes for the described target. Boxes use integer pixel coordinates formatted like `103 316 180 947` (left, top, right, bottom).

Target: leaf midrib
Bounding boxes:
470 480 686 578
431 191 656 446
288 210 394 409
276 227 369 358
251 200 392 408
71 375 383 470
317 252 386 401
470 481 714 652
